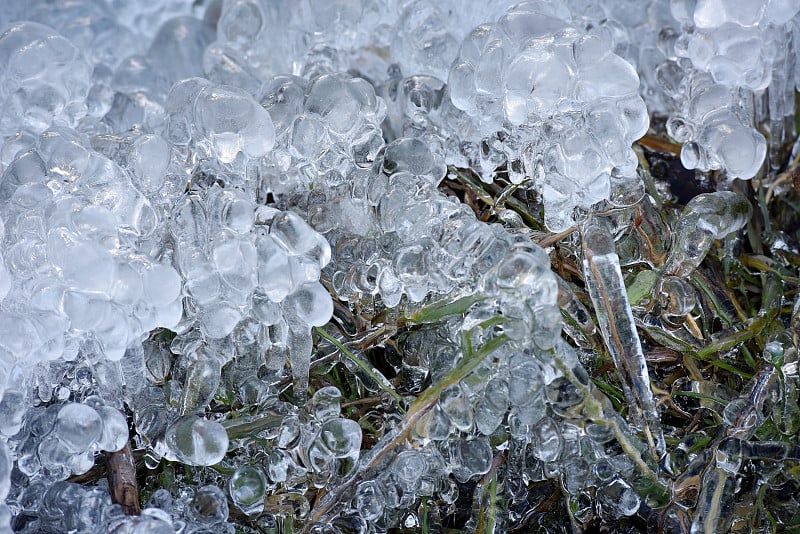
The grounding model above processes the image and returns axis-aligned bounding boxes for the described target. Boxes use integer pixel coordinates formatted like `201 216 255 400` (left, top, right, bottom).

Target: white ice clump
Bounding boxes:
663 0 798 177
0 127 182 371
0 22 91 136
585 0 799 177
447 0 650 230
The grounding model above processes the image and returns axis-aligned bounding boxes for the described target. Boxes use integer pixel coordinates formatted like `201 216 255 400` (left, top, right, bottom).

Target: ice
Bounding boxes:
266 449 294 483
149 17 215 87
355 480 385 521
390 1 460 80
383 137 446 185
165 415 229 466
54 403 102 453
310 386 342 421
228 465 267 516
1 0 799 531
663 191 752 278
455 438 492 480
414 403 452 440
444 2 649 230
439 384 474 431
597 478 641 517
392 450 426 492
307 418 361 480
176 348 223 414
0 443 8 505
95 405 129 453
0 22 91 136
508 356 546 424
474 376 509 436
317 418 362 458
582 216 665 460
189 485 229 525
531 416 563 463
166 79 275 164
0 389 26 437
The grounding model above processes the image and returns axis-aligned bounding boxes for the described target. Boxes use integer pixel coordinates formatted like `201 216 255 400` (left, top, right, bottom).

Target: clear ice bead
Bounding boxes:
165 415 229 466
190 485 229 524
310 386 342 421
55 403 103 453
229 465 267 516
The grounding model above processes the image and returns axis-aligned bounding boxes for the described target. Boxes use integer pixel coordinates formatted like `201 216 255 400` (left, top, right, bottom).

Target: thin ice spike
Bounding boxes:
581 215 666 461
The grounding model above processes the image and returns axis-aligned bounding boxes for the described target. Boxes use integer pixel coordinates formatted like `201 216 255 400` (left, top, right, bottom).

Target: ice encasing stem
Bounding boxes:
581 215 666 461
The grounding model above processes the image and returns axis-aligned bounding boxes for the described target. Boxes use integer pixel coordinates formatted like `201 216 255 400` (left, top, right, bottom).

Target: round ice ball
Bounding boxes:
55 403 103 453
165 415 229 466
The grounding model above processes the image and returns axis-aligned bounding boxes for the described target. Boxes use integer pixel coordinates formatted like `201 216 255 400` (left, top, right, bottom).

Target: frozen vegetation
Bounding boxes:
0 0 800 532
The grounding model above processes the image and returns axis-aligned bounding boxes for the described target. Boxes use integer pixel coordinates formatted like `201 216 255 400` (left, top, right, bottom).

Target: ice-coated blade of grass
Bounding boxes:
689 366 778 533
313 326 405 410
581 216 666 461
303 334 510 528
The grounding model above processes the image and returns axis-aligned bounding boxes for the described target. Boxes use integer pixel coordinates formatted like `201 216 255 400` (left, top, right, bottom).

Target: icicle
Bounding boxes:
581 215 665 461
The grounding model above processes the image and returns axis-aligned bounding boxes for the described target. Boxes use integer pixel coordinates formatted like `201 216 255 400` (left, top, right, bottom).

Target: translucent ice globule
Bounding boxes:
165 78 275 166
0 22 91 136
447 0 650 231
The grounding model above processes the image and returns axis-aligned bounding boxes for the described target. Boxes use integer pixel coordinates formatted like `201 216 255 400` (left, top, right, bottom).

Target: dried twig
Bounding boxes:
106 442 140 516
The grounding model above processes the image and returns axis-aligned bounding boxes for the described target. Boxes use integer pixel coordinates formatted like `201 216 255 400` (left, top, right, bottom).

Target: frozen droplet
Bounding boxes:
531 416 562 462
165 415 229 466
55 402 103 453
456 438 493 481
142 264 182 309
414 403 452 441
229 465 267 516
178 349 223 415
0 22 91 135
130 134 170 192
96 405 129 452
0 389 27 437
267 449 295 483
392 450 425 492
190 485 229 524
439 384 473 431
311 386 342 421
318 418 362 458
285 282 333 327
597 478 640 517
355 480 385 521
474 377 508 435
277 416 301 449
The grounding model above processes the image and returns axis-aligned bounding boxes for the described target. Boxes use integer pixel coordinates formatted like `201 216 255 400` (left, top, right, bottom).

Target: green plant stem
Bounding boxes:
303 335 510 529
449 167 544 230
552 355 667 494
313 326 405 409
408 293 483 324
223 413 285 441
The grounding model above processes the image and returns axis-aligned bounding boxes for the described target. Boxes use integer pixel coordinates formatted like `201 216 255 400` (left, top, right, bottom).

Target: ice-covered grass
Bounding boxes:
1 0 800 532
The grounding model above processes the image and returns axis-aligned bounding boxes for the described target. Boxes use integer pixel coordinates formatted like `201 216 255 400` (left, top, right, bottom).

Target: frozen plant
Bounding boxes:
0 0 799 533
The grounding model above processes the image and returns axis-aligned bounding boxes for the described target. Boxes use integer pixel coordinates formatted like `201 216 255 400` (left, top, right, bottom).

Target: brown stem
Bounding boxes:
106 442 140 515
